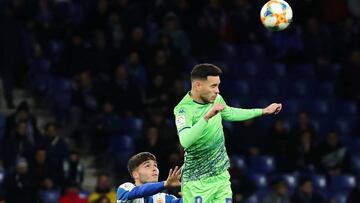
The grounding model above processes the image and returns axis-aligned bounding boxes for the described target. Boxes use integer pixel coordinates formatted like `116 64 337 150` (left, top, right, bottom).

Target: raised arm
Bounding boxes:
174 106 207 149
219 96 281 121
117 182 166 201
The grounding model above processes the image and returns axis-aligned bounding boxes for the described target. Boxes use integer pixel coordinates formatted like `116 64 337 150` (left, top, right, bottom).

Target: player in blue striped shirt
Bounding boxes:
116 152 182 203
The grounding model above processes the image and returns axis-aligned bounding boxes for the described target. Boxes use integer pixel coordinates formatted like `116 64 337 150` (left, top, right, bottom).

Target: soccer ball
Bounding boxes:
260 0 293 31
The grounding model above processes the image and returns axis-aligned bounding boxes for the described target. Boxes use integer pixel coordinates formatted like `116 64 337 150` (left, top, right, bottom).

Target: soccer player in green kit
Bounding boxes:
174 64 282 203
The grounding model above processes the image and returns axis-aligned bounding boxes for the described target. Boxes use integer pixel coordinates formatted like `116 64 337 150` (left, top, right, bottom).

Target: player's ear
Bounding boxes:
132 171 139 180
194 80 202 90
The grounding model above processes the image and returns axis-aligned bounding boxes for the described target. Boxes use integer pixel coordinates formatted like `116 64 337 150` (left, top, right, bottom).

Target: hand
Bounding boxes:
204 103 225 121
164 166 181 188
262 103 282 115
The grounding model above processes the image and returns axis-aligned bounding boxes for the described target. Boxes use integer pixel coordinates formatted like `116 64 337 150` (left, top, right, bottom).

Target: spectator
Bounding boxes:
95 196 110 203
122 26 149 61
28 147 59 186
142 75 168 111
0 6 27 109
266 119 293 172
291 112 317 138
302 17 334 65
291 177 325 203
160 12 191 58
88 174 116 203
4 158 38 203
39 178 61 203
59 181 88 203
137 126 170 180
229 165 257 203
125 51 147 89
293 131 318 172
72 71 102 116
231 119 266 156
316 132 352 176
4 101 40 143
89 31 114 74
262 179 291 203
94 100 121 153
109 65 143 116
62 150 84 188
40 122 69 165
1 120 34 169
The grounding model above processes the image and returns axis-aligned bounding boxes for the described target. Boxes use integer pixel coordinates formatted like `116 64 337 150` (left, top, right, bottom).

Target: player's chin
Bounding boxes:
149 177 159 182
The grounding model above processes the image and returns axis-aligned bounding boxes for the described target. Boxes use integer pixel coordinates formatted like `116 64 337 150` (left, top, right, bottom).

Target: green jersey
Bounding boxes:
174 93 262 182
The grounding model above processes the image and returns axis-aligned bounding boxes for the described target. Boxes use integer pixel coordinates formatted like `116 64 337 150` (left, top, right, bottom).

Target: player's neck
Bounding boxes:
189 90 205 104
134 180 143 186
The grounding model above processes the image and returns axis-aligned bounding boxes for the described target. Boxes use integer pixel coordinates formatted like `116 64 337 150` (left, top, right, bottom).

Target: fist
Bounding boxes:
263 103 282 115
204 103 225 121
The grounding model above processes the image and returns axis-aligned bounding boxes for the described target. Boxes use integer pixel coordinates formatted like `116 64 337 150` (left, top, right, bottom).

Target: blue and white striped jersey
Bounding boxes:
116 182 181 203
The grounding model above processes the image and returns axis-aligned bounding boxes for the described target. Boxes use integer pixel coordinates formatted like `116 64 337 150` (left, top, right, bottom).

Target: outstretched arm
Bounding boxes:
219 96 281 121
117 167 181 201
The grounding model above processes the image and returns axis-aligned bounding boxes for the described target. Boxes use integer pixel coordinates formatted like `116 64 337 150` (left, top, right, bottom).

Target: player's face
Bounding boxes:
199 76 220 103
134 160 159 184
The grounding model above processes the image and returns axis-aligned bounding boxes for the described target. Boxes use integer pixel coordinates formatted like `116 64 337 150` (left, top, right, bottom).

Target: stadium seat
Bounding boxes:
231 155 247 170
334 119 352 136
252 80 280 98
292 64 316 79
280 174 298 192
234 81 250 96
328 192 349 203
0 166 5 186
0 114 6 139
351 156 360 175
317 63 342 81
316 82 335 98
347 138 360 155
47 77 73 117
243 61 259 78
312 174 327 190
282 100 299 115
338 101 358 116
30 58 51 75
249 155 276 174
329 175 356 192
307 100 329 116
50 77 72 93
249 174 268 189
109 135 135 169
287 81 309 98
272 63 287 78
244 194 259 203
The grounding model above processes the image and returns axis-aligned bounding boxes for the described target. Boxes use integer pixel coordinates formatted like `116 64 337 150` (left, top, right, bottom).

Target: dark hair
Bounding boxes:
298 177 312 187
127 152 156 175
44 122 58 130
191 63 222 80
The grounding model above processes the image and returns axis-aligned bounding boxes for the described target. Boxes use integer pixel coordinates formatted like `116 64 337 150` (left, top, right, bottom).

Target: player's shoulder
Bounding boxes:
118 182 136 192
174 94 193 112
216 94 224 101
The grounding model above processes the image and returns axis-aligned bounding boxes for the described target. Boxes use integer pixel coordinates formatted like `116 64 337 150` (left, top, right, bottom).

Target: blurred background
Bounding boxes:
0 0 359 203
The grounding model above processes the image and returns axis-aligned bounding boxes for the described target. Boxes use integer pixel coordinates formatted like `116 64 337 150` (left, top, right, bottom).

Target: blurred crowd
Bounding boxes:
0 0 359 203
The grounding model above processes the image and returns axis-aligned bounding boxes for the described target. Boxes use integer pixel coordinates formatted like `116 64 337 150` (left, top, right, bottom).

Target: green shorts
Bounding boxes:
181 171 232 203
